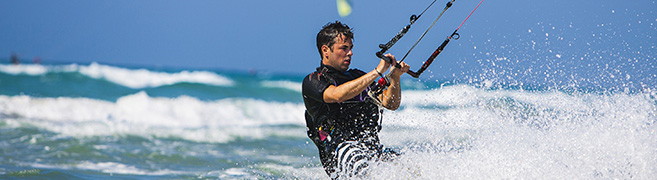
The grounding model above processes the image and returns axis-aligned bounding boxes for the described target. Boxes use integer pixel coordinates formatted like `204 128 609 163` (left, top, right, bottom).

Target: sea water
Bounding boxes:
0 62 655 179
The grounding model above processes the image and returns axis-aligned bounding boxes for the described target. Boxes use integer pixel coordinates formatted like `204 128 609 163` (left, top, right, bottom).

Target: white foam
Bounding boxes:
76 161 191 176
261 80 302 92
374 86 657 179
255 163 326 180
0 62 234 88
24 161 192 176
78 62 234 88
3 84 656 179
0 92 306 143
0 64 48 75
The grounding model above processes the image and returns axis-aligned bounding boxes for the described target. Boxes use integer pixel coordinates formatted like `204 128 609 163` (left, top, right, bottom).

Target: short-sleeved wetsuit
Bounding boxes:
302 64 398 178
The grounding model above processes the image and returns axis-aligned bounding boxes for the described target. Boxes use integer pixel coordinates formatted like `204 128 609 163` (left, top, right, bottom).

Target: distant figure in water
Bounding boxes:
248 68 257 76
10 52 19 65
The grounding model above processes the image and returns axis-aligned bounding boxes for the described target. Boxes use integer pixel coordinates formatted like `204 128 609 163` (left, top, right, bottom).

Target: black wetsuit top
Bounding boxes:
302 64 383 174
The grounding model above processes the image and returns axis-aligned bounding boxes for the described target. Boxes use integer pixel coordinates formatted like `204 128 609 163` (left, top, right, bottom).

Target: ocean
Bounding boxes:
1 62 655 179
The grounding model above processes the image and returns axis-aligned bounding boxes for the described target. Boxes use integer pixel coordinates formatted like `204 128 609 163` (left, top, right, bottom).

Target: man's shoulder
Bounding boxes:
302 70 334 102
303 71 324 83
302 71 332 92
303 67 338 83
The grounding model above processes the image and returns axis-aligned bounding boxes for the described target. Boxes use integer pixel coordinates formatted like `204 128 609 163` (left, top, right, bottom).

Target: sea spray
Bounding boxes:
373 87 656 179
1 63 655 179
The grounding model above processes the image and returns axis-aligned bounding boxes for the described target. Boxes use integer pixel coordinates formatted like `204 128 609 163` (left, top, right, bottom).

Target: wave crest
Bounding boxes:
0 92 305 143
0 62 234 88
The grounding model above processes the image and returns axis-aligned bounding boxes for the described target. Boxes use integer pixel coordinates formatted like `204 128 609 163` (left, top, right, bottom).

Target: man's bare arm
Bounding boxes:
323 57 394 103
323 70 380 103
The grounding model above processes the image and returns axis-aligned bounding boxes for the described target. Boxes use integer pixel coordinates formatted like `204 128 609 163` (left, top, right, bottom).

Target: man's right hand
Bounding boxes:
376 53 396 74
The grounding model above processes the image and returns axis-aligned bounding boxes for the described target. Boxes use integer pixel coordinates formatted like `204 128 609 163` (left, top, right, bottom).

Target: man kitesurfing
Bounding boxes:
302 21 410 179
305 0 484 178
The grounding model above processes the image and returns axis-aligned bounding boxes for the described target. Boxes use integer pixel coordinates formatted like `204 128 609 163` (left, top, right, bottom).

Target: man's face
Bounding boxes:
323 35 353 71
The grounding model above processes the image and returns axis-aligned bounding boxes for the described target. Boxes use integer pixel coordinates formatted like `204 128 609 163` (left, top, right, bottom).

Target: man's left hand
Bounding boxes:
391 61 410 79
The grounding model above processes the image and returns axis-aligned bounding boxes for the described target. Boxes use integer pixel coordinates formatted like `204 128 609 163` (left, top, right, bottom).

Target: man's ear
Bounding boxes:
321 45 331 59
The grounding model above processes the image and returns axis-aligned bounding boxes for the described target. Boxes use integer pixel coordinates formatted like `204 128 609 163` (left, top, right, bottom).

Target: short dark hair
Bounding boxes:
316 21 354 58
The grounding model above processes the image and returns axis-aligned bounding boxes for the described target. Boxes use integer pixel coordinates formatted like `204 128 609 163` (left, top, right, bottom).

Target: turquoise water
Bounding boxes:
1 62 656 179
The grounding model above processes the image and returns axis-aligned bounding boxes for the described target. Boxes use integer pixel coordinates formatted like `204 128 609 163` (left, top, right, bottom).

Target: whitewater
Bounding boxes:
0 62 655 179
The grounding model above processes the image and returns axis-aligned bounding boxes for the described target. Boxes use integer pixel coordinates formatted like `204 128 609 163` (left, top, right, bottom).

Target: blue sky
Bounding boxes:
1 0 656 88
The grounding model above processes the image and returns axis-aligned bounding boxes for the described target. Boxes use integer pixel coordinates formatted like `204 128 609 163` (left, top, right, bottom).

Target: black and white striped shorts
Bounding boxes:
331 141 399 179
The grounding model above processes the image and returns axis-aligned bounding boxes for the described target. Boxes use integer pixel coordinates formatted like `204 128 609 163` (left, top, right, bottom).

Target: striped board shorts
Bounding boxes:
330 141 399 179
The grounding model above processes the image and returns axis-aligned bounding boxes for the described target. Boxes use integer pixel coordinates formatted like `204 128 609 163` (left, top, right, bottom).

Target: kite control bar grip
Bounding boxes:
376 51 402 69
